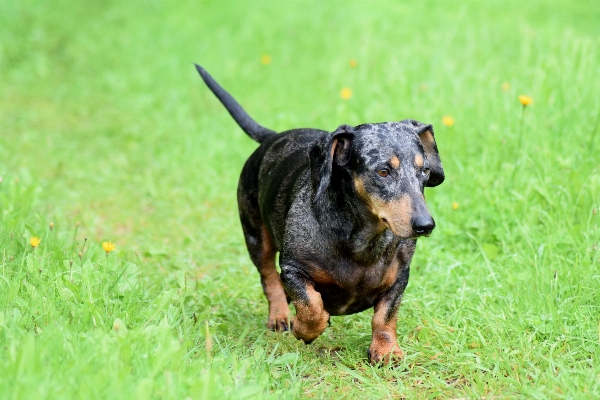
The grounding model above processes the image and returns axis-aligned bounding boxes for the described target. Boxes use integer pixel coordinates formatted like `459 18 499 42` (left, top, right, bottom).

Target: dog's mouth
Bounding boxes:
380 217 430 239
380 218 400 234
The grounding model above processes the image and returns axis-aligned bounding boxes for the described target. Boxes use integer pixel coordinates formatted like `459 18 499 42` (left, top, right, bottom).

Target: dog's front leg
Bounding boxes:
368 265 410 365
280 263 329 344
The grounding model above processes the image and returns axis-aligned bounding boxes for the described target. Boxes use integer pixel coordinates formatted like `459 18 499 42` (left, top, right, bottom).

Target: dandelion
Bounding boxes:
442 116 455 127
113 318 128 336
502 82 510 91
517 95 533 151
349 59 357 68
102 241 116 254
49 222 54 231
340 87 353 100
260 54 272 65
30 236 41 248
518 95 533 106
452 202 459 210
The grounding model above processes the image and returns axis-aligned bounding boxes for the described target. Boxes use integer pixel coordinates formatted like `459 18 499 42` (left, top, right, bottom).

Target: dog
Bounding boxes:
195 64 444 364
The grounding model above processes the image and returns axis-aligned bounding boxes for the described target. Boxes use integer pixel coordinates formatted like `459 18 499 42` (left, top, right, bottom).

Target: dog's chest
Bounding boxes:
309 256 401 315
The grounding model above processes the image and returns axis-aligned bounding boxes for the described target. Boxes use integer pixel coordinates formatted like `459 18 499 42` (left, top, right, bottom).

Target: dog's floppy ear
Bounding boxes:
309 124 354 202
411 121 444 187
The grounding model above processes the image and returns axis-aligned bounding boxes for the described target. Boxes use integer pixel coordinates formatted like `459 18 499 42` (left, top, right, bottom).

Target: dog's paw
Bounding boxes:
367 344 404 366
291 316 328 344
267 317 290 332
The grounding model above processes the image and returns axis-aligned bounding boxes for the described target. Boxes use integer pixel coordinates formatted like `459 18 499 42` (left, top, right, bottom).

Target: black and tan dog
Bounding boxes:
195 65 444 364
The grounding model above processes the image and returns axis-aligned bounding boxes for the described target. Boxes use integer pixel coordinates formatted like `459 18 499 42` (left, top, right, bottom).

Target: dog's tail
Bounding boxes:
195 64 277 143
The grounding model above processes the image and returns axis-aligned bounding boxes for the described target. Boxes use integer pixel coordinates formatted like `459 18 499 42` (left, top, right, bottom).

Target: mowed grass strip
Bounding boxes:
1 0 599 398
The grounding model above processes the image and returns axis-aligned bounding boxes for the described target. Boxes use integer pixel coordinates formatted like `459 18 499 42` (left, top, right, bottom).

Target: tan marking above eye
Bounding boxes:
415 154 424 167
390 156 400 169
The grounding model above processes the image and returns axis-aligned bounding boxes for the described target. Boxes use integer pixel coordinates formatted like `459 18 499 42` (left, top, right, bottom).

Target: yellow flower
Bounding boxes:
30 236 41 248
340 87 353 100
102 241 116 254
349 59 357 68
518 95 533 106
452 202 459 210
260 54 272 65
502 82 510 91
442 116 455 127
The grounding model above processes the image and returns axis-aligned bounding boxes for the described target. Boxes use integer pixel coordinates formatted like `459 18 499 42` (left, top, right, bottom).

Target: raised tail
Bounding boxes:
195 64 277 143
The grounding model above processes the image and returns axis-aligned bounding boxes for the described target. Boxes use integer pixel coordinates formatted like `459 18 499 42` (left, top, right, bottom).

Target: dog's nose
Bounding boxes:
411 215 435 236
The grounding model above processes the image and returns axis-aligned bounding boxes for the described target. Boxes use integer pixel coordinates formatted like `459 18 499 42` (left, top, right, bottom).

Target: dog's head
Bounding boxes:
309 120 444 239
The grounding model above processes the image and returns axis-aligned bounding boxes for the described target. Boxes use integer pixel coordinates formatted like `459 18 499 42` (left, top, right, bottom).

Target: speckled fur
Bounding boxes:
196 65 445 365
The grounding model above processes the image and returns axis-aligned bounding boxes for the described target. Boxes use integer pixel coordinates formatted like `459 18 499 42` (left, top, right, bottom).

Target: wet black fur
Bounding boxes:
196 64 444 348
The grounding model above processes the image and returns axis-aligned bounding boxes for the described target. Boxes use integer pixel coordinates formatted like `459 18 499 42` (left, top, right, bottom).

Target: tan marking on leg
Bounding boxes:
368 301 403 365
381 258 399 288
292 285 329 343
310 268 335 285
259 225 290 331
390 156 400 169
414 154 423 168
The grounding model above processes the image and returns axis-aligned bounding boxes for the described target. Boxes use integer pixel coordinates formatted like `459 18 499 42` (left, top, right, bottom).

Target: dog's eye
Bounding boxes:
377 169 390 177
422 168 430 177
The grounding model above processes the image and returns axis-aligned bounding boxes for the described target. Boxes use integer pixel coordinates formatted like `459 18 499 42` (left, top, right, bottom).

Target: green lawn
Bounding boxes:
1 0 599 398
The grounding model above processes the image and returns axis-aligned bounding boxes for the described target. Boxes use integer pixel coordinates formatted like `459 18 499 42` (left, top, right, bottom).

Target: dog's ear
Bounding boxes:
309 124 354 202
412 122 444 187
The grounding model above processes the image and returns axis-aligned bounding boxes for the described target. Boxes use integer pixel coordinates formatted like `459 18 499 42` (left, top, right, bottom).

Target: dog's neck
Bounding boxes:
312 172 401 264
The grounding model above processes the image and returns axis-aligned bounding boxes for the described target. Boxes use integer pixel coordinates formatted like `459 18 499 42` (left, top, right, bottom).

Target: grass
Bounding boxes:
1 0 599 398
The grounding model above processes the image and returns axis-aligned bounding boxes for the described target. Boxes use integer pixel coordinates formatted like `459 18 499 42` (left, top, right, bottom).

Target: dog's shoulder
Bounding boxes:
246 128 328 245
256 128 327 201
